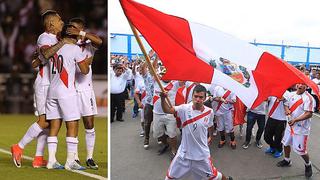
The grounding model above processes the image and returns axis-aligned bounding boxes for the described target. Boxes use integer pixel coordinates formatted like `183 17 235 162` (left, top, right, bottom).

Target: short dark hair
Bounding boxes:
60 24 78 39
41 10 58 24
69 17 85 28
192 84 207 96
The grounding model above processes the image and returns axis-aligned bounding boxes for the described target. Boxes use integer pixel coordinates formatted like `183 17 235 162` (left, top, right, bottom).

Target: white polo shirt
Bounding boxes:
174 103 214 160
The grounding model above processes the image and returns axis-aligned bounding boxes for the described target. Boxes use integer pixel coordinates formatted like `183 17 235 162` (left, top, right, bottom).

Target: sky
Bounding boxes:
109 0 320 46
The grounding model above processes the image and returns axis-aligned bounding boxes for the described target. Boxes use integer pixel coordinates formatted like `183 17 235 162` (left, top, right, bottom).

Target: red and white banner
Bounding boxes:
120 0 320 108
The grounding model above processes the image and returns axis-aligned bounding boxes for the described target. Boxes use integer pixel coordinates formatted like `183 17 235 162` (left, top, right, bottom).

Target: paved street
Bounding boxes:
111 101 320 180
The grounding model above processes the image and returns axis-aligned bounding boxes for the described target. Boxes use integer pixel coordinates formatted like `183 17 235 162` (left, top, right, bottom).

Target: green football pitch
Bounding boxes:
0 115 107 180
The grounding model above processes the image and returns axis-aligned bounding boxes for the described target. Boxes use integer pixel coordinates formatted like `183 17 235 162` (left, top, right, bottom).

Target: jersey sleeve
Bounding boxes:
37 34 52 48
174 104 186 122
74 46 87 64
303 94 315 112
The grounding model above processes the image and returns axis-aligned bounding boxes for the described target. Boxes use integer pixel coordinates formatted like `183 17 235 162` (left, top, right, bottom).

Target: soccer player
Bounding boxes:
277 84 315 178
45 24 91 170
11 10 66 168
66 17 102 169
160 84 233 180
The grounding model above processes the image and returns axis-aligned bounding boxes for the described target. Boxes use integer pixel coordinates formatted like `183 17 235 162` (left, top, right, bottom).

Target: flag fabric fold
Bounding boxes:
120 0 319 108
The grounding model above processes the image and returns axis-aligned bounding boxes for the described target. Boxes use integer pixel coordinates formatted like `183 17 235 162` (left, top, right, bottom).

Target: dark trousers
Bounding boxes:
312 94 319 112
133 94 141 114
264 117 286 152
144 104 153 140
245 111 266 142
111 91 126 122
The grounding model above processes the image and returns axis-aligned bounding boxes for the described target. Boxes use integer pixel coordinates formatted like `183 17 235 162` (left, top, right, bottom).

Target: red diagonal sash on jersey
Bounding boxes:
53 53 69 88
268 99 281 117
175 85 185 106
153 82 174 104
216 90 231 112
141 91 146 100
288 98 303 135
39 64 44 77
185 83 196 103
182 110 211 128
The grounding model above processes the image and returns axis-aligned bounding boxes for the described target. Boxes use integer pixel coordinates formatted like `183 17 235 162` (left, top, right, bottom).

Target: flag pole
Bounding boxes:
128 22 173 108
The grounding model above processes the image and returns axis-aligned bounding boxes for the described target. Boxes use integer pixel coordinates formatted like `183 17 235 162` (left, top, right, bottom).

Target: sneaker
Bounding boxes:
86 159 98 170
158 144 169 155
157 138 162 145
277 159 292 167
227 176 233 180
256 140 263 149
218 140 226 148
139 131 145 137
32 156 47 168
242 141 250 149
273 151 283 158
265 147 275 154
65 160 86 170
132 113 138 118
47 161 65 169
230 141 236 149
212 130 217 136
11 144 23 168
305 164 313 178
117 119 124 122
144 138 149 149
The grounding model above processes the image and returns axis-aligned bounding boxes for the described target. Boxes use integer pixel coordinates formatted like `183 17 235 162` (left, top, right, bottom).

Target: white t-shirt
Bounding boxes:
110 69 131 94
174 103 214 160
284 91 315 135
153 81 180 114
36 32 58 86
47 44 86 99
213 86 236 116
248 101 267 115
267 96 286 121
311 78 320 95
75 42 96 91
135 80 146 106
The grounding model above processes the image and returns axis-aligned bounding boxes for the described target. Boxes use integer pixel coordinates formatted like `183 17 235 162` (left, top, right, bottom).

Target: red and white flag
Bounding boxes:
120 0 320 108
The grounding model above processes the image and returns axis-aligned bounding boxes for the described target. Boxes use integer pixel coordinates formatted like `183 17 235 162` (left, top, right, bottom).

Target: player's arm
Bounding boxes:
31 50 41 68
288 111 313 126
160 91 175 114
40 38 75 60
67 28 102 48
77 58 91 75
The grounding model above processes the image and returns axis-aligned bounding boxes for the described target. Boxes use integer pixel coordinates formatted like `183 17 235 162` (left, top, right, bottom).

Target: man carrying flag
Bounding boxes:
160 84 233 180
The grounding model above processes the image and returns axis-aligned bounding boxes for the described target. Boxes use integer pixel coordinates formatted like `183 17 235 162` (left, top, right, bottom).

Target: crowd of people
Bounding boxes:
110 51 318 179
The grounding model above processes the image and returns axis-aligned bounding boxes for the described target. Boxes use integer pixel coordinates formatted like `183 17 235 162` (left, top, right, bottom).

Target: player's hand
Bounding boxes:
288 119 296 126
62 38 77 44
220 97 226 103
285 110 291 115
32 50 39 59
159 91 168 98
66 27 80 36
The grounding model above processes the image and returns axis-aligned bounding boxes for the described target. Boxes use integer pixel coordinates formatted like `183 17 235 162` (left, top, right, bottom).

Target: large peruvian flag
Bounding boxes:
120 0 320 108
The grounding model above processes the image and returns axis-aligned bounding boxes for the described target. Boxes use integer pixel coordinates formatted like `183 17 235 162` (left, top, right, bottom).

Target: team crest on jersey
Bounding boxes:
208 57 251 88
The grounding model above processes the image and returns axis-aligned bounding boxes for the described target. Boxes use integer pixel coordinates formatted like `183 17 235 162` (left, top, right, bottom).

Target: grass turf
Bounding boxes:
0 114 107 179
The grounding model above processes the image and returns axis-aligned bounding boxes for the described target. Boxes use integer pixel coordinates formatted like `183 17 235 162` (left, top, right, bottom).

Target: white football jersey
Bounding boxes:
153 81 180 114
284 91 315 135
47 44 87 99
213 86 236 115
174 103 214 160
36 32 58 86
75 42 96 91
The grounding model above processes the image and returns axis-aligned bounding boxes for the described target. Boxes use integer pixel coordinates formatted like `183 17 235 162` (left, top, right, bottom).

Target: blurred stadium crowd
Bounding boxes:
0 0 107 113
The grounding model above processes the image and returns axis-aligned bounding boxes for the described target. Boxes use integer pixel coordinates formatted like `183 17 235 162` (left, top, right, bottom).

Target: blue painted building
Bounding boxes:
110 33 320 68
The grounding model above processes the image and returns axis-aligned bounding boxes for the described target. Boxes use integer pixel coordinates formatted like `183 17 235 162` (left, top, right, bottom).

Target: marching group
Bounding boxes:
110 53 317 179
